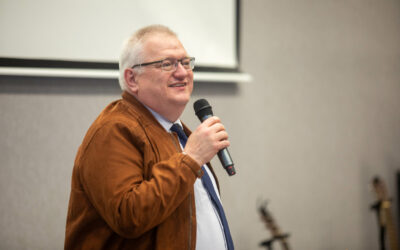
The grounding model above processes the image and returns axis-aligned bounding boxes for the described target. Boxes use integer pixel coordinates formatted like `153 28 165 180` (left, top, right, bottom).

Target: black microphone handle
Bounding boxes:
217 148 236 176
200 114 236 176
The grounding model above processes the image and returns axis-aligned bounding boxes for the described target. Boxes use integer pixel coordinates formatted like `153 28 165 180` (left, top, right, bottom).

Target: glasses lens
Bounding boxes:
161 59 174 71
160 57 195 71
181 58 191 69
183 57 195 70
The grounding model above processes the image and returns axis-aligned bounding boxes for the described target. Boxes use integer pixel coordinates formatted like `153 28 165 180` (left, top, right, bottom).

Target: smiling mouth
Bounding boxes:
169 82 187 87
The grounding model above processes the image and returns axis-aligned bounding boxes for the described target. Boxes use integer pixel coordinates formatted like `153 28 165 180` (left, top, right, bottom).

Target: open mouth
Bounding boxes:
169 82 187 87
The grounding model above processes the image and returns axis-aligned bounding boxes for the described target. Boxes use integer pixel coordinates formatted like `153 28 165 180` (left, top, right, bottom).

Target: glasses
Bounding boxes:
131 57 195 71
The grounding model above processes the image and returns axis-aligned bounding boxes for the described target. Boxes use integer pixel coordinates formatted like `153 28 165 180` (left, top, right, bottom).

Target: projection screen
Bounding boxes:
0 0 240 73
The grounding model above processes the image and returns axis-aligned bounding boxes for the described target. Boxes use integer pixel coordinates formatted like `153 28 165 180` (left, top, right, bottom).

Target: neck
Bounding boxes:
126 90 187 122
154 105 185 122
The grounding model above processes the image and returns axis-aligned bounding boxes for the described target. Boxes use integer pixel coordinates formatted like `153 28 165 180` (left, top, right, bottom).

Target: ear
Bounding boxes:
124 68 139 94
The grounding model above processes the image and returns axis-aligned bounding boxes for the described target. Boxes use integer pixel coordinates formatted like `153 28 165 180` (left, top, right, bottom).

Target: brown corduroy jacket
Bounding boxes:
65 91 218 249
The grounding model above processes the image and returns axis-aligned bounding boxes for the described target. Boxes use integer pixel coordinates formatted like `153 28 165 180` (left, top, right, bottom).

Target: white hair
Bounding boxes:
118 25 178 91
118 37 143 91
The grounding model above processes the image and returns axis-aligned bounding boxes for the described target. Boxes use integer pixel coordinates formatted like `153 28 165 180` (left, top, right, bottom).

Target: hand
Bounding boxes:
184 116 230 166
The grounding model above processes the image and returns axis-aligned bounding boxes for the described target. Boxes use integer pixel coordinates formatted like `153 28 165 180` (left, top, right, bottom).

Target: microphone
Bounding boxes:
193 99 236 176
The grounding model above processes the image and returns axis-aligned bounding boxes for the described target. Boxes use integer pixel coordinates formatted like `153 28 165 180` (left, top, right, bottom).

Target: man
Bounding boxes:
65 25 234 249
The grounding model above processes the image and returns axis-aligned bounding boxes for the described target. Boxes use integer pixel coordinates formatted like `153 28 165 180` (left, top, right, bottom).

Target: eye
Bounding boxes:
181 59 190 66
161 60 173 68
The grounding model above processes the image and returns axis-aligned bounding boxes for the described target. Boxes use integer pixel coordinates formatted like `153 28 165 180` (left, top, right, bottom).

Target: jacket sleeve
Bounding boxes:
77 121 201 238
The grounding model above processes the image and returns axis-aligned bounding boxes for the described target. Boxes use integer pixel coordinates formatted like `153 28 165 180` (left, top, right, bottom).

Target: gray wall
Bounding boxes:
1 0 400 249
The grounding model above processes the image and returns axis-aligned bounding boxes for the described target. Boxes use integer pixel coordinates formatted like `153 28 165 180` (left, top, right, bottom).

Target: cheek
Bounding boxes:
188 81 194 92
142 74 165 91
188 74 194 90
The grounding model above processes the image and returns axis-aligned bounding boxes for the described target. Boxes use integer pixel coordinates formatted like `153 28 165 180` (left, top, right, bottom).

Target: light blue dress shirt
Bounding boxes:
146 107 227 250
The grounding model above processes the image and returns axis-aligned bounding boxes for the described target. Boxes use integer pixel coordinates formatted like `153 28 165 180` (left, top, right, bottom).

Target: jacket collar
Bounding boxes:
121 91 192 135
121 91 161 129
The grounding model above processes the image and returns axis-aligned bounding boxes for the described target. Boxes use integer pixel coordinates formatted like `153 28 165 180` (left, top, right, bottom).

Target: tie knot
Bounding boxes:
170 123 183 133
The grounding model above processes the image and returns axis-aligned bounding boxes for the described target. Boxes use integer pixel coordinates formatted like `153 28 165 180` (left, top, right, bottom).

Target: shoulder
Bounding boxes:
77 98 150 154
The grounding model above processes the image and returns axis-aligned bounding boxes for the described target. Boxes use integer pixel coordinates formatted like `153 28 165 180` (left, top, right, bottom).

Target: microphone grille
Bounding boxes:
193 99 213 118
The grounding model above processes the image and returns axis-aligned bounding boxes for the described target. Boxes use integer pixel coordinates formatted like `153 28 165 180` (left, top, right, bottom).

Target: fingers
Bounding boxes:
200 117 229 140
202 116 221 127
183 116 230 166
202 116 226 133
203 116 230 149
214 130 229 143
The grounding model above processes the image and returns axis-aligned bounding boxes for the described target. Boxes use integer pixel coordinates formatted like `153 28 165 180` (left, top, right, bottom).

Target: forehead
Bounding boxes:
142 33 188 60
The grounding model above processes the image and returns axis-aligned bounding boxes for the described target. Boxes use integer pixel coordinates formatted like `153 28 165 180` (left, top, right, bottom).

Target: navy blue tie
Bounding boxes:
170 123 234 250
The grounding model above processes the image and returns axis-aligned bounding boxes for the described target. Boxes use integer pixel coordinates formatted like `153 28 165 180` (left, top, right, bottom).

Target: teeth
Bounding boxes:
171 83 186 87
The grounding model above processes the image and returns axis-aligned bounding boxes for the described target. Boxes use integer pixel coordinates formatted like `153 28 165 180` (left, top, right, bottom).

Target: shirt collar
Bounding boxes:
145 106 182 132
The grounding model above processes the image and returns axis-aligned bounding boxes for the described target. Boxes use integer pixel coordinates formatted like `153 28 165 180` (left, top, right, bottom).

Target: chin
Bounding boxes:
171 96 190 107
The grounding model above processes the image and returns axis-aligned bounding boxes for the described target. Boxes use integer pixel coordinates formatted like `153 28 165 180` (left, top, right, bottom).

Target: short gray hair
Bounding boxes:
118 25 178 91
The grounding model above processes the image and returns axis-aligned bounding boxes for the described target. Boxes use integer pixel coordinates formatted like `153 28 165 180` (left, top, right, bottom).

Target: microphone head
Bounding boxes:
193 99 213 119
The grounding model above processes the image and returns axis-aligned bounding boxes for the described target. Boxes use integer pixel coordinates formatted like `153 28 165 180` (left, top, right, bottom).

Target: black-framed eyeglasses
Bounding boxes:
131 57 195 71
